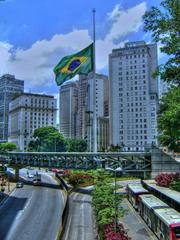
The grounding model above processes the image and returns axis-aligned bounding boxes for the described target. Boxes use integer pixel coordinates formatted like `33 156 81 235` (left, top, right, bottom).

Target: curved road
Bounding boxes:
0 173 66 240
62 192 96 240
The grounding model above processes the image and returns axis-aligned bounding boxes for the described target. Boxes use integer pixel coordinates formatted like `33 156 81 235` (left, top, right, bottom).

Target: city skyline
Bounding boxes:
0 0 165 97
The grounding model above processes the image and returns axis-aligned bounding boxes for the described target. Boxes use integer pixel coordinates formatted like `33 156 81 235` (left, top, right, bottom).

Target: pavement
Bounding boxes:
62 192 97 240
0 172 66 240
120 199 158 240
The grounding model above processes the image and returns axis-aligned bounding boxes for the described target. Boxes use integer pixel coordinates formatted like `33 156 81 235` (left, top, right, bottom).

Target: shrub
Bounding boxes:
104 222 131 240
155 172 180 188
68 173 93 186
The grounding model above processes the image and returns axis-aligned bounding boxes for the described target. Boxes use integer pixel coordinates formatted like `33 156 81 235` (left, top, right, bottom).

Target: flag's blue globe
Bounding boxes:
68 59 81 72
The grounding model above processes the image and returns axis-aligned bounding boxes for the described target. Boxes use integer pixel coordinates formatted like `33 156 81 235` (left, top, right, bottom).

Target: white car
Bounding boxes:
16 182 24 188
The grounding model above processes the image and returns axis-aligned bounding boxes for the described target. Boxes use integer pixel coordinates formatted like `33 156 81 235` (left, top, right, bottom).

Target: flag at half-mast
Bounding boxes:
53 43 93 86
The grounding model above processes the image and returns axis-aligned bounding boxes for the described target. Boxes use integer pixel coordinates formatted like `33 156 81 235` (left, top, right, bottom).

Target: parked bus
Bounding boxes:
153 208 180 240
139 194 169 229
142 180 180 212
127 184 149 210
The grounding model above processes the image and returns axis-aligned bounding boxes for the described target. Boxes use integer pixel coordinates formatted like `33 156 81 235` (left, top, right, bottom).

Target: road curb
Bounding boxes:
55 174 74 240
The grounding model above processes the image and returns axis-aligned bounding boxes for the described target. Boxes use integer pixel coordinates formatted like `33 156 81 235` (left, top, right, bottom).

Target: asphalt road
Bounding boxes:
120 199 158 240
0 173 66 240
62 192 96 240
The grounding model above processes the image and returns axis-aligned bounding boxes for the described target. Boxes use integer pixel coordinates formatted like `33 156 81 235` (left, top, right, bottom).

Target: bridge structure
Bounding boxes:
1 148 179 179
1 151 151 178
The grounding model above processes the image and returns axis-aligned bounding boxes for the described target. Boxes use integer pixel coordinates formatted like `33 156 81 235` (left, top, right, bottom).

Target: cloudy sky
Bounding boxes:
0 0 163 95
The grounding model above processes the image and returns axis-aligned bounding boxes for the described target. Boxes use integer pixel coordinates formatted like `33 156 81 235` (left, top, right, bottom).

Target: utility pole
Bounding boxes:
92 8 97 152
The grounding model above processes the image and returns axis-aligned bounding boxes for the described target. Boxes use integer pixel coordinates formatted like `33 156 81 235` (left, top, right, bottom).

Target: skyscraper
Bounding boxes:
8 93 57 151
59 81 78 138
78 73 109 151
109 41 159 151
0 74 24 142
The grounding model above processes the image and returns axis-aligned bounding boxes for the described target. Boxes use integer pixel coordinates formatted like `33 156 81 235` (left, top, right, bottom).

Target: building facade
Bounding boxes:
159 78 171 99
59 81 78 138
109 41 159 151
80 73 109 151
8 93 57 151
0 74 24 142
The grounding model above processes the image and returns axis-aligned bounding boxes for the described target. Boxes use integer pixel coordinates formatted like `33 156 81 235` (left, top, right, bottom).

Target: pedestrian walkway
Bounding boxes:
120 199 158 240
0 182 16 204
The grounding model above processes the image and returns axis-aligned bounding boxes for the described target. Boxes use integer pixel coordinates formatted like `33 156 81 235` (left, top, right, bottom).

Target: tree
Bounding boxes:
143 0 180 151
65 138 87 152
107 144 122 152
0 142 17 152
143 0 180 85
158 87 180 152
28 126 66 152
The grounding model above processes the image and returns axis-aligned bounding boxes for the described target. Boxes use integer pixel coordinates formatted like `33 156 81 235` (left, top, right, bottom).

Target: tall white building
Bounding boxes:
83 73 109 151
59 81 78 138
77 73 108 139
8 93 57 151
109 41 159 151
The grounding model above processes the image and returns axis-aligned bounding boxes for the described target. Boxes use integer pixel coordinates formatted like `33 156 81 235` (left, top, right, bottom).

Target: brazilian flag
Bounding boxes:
53 43 93 86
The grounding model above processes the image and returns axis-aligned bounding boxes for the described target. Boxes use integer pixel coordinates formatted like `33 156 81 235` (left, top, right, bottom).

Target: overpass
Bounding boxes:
1 148 179 179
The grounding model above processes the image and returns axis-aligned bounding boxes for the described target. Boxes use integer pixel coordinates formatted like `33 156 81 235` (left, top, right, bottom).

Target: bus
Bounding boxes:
142 180 180 212
127 184 149 210
153 208 180 240
139 194 169 229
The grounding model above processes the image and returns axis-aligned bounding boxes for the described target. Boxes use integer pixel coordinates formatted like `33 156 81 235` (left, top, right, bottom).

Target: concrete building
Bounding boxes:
59 81 78 138
109 41 159 151
159 78 171 99
79 73 109 151
97 117 109 151
0 74 24 142
8 93 57 151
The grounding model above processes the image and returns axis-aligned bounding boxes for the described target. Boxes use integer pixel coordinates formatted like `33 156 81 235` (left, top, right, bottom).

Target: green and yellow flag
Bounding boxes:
53 43 93 86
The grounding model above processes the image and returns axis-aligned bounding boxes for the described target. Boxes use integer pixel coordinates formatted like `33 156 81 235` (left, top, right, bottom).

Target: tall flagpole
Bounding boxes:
92 8 97 152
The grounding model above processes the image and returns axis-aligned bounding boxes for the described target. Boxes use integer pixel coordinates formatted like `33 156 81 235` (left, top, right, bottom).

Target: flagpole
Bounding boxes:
92 8 97 152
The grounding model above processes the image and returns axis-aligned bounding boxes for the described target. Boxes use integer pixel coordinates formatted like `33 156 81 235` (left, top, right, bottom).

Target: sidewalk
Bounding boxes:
0 182 16 205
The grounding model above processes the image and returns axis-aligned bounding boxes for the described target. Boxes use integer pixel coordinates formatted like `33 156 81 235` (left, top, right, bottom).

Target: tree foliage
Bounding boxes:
143 0 180 151
158 87 180 151
92 170 129 239
0 142 17 152
143 0 180 85
65 138 87 152
28 126 66 152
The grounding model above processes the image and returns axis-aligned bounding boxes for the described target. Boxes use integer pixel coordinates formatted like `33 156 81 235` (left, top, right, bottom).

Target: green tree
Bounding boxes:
158 87 180 152
143 0 180 85
108 144 122 152
0 142 17 152
143 0 180 151
28 126 66 152
65 138 87 152
92 170 124 229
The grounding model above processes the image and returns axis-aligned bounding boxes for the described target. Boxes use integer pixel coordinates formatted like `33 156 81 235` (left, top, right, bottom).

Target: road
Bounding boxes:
62 192 96 240
0 172 66 240
120 199 158 240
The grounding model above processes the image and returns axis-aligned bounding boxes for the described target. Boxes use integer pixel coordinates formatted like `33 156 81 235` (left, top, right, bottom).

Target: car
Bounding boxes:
16 182 24 188
51 168 62 173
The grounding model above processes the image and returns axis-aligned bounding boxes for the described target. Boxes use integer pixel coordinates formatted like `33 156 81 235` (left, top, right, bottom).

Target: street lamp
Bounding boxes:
105 166 122 233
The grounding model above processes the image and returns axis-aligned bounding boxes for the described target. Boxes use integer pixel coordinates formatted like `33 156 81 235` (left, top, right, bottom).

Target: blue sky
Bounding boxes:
0 0 163 95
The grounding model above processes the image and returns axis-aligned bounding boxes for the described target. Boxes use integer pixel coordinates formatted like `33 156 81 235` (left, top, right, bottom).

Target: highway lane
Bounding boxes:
62 192 96 240
0 173 66 240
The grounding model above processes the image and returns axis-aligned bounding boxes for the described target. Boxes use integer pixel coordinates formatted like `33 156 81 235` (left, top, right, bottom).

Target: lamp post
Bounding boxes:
114 168 117 233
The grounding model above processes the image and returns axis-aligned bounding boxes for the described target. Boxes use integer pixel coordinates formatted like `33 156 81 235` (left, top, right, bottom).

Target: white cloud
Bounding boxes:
106 2 146 42
0 2 147 89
